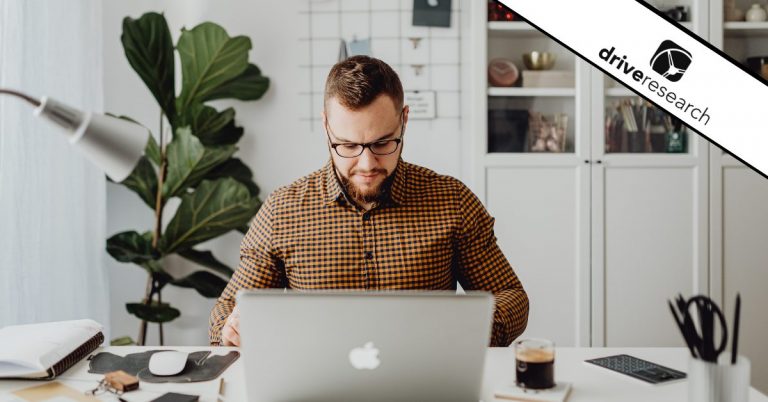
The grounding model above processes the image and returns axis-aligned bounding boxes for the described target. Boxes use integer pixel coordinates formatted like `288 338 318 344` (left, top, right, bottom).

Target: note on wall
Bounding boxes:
405 91 436 119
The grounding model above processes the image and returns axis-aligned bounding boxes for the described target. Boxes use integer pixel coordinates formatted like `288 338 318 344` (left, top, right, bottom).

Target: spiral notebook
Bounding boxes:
0 319 104 379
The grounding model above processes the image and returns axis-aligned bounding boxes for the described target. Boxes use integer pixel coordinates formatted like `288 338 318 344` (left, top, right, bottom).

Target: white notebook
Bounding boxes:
495 382 572 402
0 319 104 379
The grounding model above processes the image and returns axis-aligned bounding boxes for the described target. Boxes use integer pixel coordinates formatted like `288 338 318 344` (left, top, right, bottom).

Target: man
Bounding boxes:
209 56 528 347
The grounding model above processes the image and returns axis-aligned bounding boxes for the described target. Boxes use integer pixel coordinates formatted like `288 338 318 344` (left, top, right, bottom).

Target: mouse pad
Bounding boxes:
88 350 239 383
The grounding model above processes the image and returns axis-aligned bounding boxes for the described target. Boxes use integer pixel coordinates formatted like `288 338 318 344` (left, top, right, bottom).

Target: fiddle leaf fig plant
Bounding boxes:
106 12 268 345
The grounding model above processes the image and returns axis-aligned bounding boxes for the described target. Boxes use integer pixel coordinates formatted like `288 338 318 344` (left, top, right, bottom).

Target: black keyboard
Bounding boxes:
585 354 687 384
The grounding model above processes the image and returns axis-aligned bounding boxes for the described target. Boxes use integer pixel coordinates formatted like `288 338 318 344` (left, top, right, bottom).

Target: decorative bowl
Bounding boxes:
522 51 557 70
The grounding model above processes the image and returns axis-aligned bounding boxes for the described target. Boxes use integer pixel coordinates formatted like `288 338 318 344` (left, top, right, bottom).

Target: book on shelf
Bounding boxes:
522 70 575 88
0 319 104 379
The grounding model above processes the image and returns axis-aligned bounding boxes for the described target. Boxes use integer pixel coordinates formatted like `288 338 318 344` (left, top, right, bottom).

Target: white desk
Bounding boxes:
0 347 766 401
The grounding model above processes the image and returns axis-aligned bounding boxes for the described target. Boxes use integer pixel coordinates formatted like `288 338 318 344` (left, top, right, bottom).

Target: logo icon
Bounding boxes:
650 40 692 82
348 342 381 370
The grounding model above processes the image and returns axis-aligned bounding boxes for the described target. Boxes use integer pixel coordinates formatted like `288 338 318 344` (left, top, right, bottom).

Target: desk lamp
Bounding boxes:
0 88 148 181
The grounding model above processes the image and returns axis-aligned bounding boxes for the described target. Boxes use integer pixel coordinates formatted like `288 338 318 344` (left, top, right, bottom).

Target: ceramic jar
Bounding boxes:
745 3 768 22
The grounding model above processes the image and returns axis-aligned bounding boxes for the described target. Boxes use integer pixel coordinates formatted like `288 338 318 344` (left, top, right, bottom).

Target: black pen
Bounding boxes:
669 300 696 358
731 293 741 365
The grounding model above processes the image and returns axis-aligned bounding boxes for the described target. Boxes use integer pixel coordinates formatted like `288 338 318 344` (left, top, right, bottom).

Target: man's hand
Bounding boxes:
221 305 241 346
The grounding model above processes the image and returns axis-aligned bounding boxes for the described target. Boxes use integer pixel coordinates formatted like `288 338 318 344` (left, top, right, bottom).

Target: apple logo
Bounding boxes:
348 341 381 370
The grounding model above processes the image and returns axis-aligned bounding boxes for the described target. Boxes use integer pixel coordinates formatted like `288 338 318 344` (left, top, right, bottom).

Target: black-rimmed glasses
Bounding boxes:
325 112 405 158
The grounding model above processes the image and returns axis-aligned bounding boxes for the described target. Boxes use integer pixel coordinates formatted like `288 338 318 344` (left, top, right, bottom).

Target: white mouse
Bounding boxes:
148 351 188 376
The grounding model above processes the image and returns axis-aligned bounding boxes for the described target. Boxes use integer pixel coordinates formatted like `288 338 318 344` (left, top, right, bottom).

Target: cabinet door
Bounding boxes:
591 75 709 347
591 161 708 347
486 165 590 347
710 149 768 394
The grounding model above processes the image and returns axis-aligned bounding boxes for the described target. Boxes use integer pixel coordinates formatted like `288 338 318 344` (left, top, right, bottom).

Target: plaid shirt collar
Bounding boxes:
323 158 408 207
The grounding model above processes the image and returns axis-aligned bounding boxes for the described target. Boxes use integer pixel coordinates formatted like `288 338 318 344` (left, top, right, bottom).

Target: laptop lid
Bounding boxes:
237 290 494 402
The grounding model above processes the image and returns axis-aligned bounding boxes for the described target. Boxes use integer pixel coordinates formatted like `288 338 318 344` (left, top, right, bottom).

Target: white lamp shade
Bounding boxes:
34 97 149 182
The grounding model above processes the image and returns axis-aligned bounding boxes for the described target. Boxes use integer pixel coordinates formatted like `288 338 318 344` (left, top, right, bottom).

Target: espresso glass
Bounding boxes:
514 338 556 390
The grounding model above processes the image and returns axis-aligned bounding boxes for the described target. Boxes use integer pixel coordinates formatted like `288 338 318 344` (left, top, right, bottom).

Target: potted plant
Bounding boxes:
106 12 268 345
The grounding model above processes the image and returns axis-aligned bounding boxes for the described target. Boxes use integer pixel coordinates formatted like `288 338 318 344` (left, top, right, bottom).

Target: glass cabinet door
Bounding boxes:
486 16 580 154
603 78 689 154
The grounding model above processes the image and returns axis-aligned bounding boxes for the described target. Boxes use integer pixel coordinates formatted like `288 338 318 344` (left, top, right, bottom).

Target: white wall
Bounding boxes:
103 0 472 345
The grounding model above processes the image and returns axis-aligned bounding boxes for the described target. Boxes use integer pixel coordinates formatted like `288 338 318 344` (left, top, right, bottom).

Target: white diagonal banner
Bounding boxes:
499 0 768 177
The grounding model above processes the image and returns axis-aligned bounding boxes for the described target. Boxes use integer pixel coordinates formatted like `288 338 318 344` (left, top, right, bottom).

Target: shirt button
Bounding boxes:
365 251 373 260
362 213 370 221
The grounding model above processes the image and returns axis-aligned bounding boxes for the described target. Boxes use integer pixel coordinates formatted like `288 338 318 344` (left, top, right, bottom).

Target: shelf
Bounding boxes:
605 87 635 97
487 21 546 38
488 87 575 97
724 21 768 37
488 21 694 37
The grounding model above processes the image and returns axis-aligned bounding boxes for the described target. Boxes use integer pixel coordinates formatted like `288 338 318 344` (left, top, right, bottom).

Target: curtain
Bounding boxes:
0 0 109 333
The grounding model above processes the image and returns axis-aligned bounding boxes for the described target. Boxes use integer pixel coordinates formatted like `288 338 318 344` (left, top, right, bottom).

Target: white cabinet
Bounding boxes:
468 0 709 348
708 0 768 392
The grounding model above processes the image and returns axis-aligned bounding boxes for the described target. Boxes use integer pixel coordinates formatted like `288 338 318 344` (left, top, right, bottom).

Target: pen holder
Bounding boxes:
688 355 750 402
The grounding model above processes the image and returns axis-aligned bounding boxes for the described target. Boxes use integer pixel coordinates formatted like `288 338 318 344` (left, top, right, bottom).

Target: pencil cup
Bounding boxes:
688 355 750 402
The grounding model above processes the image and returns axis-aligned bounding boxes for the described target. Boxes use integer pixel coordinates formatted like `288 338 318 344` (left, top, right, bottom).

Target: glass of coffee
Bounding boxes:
514 338 555 390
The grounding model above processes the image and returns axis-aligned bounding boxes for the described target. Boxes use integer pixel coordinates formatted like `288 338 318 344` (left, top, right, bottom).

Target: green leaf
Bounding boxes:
110 336 136 346
119 156 158 208
176 22 251 112
126 302 180 323
121 12 176 122
153 271 174 289
141 259 164 274
171 271 228 298
203 158 260 196
203 64 270 102
177 104 236 145
160 178 260 253
106 231 156 264
162 127 236 199
146 135 161 166
178 249 234 276
202 119 244 146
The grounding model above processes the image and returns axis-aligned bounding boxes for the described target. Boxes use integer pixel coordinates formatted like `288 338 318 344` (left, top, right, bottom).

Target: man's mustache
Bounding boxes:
351 168 387 176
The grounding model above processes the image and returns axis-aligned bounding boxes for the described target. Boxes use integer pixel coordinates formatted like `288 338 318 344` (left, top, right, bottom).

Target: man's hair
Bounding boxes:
324 55 404 113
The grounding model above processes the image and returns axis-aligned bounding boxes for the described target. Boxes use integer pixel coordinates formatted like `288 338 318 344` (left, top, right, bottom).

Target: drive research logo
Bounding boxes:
650 40 692 82
598 44 711 126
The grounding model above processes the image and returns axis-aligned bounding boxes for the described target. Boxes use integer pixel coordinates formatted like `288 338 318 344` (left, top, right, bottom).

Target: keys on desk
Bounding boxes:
86 370 139 401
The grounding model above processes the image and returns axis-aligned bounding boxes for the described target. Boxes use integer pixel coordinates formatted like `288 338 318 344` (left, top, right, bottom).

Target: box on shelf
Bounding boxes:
522 70 575 88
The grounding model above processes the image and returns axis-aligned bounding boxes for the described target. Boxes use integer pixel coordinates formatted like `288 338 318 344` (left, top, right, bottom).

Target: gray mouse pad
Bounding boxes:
88 350 239 383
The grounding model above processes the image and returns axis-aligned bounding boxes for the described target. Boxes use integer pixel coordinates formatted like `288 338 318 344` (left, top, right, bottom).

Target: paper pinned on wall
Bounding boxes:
413 0 452 27
405 91 436 119
338 39 348 61
348 38 371 56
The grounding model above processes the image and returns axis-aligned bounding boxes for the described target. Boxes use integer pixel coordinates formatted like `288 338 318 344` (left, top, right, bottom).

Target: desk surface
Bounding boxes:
0 347 765 402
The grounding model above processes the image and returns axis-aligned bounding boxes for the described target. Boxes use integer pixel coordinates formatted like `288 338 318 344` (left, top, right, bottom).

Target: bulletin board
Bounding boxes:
297 0 463 129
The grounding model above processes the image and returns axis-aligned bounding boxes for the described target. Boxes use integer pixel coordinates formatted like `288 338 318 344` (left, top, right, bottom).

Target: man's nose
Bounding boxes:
356 147 378 170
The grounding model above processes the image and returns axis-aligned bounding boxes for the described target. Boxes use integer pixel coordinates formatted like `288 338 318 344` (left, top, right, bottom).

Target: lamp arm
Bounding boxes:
0 88 41 107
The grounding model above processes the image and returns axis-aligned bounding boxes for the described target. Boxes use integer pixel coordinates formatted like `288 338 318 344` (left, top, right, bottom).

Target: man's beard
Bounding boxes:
334 164 394 205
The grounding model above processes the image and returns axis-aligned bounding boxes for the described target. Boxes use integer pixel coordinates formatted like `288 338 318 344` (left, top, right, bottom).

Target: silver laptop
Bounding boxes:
237 290 494 402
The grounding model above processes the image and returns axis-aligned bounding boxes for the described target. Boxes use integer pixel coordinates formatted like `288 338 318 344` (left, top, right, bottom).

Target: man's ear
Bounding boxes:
402 105 410 134
321 109 327 131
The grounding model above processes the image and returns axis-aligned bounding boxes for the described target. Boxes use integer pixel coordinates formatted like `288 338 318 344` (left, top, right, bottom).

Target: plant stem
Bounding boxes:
152 111 167 249
158 288 165 346
137 274 153 346
140 110 168 346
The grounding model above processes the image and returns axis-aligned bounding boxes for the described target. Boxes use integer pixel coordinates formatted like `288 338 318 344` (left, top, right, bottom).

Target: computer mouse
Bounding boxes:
148 351 189 376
